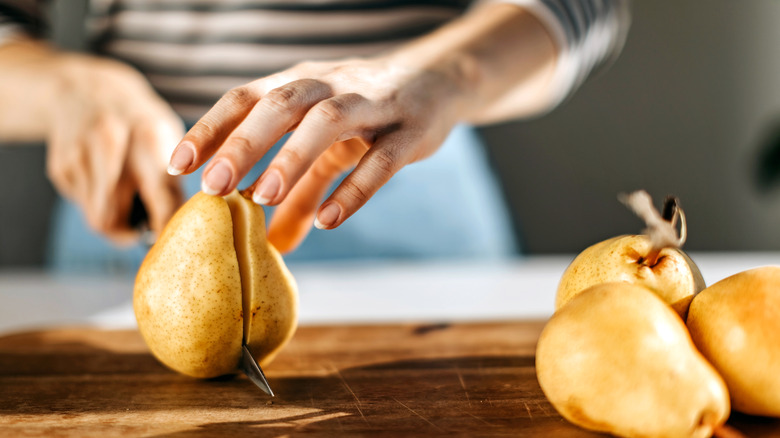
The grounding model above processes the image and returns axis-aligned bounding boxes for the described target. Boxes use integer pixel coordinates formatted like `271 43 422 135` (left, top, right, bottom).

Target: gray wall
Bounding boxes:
0 144 57 266
482 0 780 253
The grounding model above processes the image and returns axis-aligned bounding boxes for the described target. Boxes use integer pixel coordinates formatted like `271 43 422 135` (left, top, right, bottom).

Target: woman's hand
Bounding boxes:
169 56 472 252
45 55 184 243
169 3 556 253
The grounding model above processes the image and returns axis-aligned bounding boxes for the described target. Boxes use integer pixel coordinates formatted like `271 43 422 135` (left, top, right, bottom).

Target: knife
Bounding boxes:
239 344 275 396
129 194 156 247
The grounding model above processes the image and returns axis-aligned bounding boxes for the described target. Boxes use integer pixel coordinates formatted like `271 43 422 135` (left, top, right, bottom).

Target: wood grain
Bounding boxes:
0 321 777 437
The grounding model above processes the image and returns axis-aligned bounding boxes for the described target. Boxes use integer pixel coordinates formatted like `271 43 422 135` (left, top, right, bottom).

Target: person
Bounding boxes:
0 0 630 272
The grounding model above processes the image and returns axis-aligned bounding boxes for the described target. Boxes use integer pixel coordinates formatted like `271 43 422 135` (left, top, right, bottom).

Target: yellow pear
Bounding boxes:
687 266 780 417
537 282 730 438
556 234 705 318
133 190 298 378
556 191 705 319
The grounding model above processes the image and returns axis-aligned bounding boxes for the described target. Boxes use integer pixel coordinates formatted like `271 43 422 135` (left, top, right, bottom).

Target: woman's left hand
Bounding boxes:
168 56 473 252
168 3 557 253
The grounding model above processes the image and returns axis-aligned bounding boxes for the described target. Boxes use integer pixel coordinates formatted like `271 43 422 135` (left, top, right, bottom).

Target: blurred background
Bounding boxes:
2 0 780 267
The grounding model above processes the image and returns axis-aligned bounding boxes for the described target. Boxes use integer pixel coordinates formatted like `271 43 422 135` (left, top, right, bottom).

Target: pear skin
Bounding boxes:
537 282 730 438
556 235 705 319
687 266 780 417
134 190 298 378
134 192 243 378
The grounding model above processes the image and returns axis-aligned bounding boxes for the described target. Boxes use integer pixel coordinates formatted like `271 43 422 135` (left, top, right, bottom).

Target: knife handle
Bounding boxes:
129 194 157 247
128 194 149 229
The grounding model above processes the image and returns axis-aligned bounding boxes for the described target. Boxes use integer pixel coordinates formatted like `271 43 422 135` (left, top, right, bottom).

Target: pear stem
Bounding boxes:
618 190 688 267
643 248 662 268
661 195 688 245
661 196 678 222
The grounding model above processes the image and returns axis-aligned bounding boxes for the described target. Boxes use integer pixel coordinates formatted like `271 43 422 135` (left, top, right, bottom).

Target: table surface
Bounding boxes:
1 322 779 437
1 253 780 437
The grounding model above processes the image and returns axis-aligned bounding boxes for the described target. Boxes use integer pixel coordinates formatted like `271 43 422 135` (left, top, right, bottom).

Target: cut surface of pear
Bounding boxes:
556 234 705 318
133 190 298 378
226 190 298 368
687 266 780 417
537 282 730 438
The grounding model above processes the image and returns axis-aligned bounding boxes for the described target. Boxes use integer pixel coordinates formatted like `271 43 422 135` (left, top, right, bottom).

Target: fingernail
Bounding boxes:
253 171 281 205
168 142 195 175
314 203 341 229
202 161 233 195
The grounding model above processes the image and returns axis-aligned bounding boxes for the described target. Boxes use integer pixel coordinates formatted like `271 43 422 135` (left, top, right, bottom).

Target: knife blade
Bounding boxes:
239 344 275 396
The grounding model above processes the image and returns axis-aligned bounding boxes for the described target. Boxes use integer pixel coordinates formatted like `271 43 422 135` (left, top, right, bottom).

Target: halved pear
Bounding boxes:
133 190 298 378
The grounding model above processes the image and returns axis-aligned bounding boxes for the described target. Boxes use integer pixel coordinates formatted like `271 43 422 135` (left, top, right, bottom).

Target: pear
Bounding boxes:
556 234 705 318
133 190 298 378
556 191 705 319
687 266 780 417
537 282 730 438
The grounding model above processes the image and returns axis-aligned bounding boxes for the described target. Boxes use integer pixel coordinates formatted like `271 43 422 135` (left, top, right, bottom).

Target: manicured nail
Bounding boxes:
202 161 232 195
314 203 341 229
167 142 195 175
253 171 281 205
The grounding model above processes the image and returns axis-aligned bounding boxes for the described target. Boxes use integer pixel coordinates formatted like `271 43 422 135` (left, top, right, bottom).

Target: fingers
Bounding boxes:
46 134 86 204
170 79 334 198
85 115 132 233
168 71 299 176
47 114 137 241
267 161 338 253
267 138 367 252
100 169 139 245
46 117 88 203
137 176 183 236
250 93 376 206
268 135 410 252
168 84 263 176
200 79 333 196
47 114 183 244
316 135 411 230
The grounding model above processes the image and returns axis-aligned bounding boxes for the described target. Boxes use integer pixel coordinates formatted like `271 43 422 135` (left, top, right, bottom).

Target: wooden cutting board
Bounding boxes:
0 321 777 437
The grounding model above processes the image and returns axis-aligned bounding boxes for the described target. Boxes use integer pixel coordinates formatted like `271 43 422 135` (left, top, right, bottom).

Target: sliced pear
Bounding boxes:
134 190 298 378
225 190 298 368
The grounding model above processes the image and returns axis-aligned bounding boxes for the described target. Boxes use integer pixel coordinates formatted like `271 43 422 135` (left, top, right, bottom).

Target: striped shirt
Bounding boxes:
0 0 630 123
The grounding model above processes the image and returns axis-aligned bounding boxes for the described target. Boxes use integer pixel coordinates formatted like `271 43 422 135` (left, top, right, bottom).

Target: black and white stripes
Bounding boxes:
0 0 630 121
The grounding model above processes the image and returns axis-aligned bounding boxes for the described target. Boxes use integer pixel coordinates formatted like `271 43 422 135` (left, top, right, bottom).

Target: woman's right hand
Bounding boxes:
44 54 184 243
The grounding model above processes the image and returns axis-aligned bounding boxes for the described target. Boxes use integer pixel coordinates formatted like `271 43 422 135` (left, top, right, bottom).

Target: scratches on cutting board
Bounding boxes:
328 362 369 425
454 365 472 408
391 397 444 432
458 407 496 427
535 400 553 417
